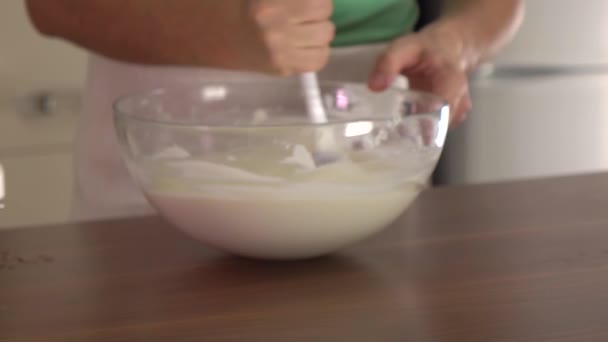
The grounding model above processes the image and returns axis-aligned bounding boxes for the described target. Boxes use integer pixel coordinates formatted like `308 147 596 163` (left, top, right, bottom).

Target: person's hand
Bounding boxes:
239 0 335 75
368 21 473 127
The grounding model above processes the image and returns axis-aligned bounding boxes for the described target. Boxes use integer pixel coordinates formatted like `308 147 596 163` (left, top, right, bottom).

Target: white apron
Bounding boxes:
72 43 405 222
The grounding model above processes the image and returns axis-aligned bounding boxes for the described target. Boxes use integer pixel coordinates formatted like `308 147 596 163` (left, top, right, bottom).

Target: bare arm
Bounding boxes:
438 0 525 70
25 0 335 75
26 0 249 68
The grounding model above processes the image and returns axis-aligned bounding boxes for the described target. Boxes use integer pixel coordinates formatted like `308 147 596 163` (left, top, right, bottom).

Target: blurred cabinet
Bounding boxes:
0 91 79 150
0 154 73 228
439 72 608 184
0 2 86 228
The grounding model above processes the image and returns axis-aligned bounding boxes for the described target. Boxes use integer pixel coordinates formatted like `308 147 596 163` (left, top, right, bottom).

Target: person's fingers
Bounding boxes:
431 72 470 123
430 83 461 124
289 21 335 48
283 0 333 23
288 46 331 74
449 96 464 127
451 92 472 127
251 0 332 28
368 38 423 91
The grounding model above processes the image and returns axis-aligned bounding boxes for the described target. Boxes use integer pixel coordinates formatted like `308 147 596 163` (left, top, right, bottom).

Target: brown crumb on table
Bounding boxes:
0 251 55 271
39 255 54 263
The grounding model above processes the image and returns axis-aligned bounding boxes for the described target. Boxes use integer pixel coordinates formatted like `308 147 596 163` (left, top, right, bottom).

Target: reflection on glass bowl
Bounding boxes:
114 80 449 260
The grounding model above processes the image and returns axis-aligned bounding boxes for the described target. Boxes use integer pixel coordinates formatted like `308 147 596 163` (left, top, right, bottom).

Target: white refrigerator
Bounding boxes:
436 0 608 184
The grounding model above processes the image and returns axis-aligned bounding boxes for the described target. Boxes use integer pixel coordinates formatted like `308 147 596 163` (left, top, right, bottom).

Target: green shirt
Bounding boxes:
331 0 419 47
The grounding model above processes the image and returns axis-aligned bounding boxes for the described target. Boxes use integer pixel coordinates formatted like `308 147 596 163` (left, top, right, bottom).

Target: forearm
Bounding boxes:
433 0 525 70
26 0 246 68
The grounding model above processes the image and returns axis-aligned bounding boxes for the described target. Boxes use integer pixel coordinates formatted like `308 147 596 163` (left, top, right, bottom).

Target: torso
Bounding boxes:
332 0 419 47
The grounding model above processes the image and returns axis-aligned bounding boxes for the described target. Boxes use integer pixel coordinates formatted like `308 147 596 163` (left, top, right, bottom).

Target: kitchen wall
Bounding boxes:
0 1 86 228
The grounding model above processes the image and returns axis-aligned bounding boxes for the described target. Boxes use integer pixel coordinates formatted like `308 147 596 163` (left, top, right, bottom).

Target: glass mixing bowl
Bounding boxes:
114 80 449 260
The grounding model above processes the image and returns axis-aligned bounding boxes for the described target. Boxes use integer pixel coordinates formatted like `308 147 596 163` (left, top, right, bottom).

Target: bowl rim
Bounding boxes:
112 80 449 129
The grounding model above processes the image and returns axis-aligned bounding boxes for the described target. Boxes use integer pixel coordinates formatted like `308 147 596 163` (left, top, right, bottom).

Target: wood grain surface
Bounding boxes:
2 173 608 341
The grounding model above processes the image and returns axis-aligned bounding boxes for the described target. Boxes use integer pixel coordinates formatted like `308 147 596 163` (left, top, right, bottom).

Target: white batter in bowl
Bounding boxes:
114 81 449 259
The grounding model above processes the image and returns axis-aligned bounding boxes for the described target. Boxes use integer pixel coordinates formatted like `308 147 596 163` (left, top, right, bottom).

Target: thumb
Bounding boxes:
368 38 423 91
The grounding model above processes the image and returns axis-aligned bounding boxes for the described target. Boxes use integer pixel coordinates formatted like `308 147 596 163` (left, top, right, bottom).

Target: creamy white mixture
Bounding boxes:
142 145 430 259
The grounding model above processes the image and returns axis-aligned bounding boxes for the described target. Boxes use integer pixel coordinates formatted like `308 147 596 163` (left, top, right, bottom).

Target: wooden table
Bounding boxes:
2 173 608 341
